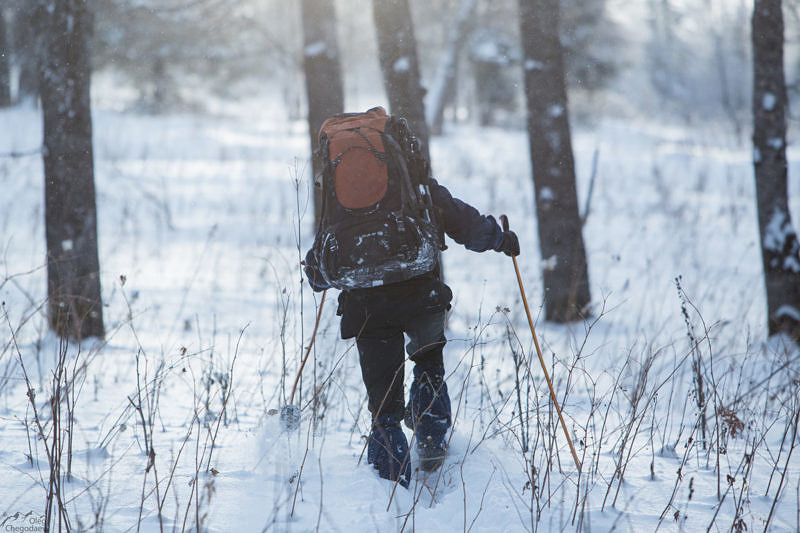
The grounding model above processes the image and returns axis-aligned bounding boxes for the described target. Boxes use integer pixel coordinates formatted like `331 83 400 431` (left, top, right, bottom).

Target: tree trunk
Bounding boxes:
752 0 800 341
300 0 344 224
518 0 591 322
14 1 43 103
372 0 430 160
426 0 478 136
40 0 104 340
0 9 11 107
150 56 170 113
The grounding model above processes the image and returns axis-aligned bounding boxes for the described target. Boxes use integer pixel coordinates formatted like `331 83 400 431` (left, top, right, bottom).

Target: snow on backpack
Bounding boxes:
312 107 442 290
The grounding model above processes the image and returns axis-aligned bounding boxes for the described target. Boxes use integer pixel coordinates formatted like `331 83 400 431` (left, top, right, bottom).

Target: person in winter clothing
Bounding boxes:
304 126 519 488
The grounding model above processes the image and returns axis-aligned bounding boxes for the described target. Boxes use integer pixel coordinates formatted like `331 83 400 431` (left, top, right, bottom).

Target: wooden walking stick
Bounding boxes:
280 289 327 430
500 215 581 472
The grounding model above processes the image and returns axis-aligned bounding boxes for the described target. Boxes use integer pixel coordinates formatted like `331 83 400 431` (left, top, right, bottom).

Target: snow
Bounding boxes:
763 92 776 111
393 56 410 73
1 95 799 533
472 40 505 64
764 208 789 252
547 131 561 151
767 136 784 150
540 254 558 271
775 305 800 322
524 58 544 71
785 254 800 272
304 41 327 58
547 104 564 118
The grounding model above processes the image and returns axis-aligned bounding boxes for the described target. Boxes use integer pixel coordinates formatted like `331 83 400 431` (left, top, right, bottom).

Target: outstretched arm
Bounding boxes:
429 178 518 256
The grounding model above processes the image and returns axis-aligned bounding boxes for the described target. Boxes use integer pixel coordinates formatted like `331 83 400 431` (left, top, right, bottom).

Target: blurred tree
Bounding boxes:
752 0 800 341
90 0 299 111
39 0 104 339
372 0 430 159
518 0 591 322
560 0 620 92
300 0 344 223
644 0 691 115
6 0 43 103
705 0 749 140
91 0 208 110
461 0 619 127
645 0 751 124
468 28 517 126
426 0 478 135
0 7 10 106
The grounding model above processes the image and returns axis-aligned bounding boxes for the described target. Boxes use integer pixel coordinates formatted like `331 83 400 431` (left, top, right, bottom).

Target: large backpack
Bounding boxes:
312 107 442 290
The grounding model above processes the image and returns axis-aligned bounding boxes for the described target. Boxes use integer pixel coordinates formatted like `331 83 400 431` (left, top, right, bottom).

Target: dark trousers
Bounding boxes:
356 311 446 420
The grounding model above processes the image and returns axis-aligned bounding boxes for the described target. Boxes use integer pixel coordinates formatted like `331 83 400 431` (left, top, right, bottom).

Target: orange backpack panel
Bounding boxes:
321 107 390 209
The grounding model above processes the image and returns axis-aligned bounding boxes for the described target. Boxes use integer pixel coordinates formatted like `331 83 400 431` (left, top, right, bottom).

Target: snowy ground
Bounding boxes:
1 96 799 532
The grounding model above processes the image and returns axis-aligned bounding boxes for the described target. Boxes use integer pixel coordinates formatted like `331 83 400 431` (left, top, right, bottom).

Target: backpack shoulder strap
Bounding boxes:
386 115 445 248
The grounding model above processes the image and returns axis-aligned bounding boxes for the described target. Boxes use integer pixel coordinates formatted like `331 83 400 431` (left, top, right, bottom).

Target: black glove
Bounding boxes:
496 230 520 257
304 264 330 292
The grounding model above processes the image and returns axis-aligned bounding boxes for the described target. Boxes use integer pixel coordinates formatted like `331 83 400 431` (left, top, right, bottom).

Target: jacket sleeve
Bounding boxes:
429 178 504 253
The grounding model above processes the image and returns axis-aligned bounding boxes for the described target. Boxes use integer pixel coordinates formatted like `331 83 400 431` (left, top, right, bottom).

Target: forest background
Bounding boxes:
1 0 799 532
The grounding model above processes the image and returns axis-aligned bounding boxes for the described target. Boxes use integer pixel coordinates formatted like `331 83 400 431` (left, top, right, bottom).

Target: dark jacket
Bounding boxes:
305 178 504 339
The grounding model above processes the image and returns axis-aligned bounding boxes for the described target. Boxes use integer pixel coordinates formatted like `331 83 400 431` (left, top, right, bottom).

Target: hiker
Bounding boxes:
303 107 519 488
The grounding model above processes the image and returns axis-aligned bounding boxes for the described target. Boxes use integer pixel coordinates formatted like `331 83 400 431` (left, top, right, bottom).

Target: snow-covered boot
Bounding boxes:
367 414 411 488
405 366 451 471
